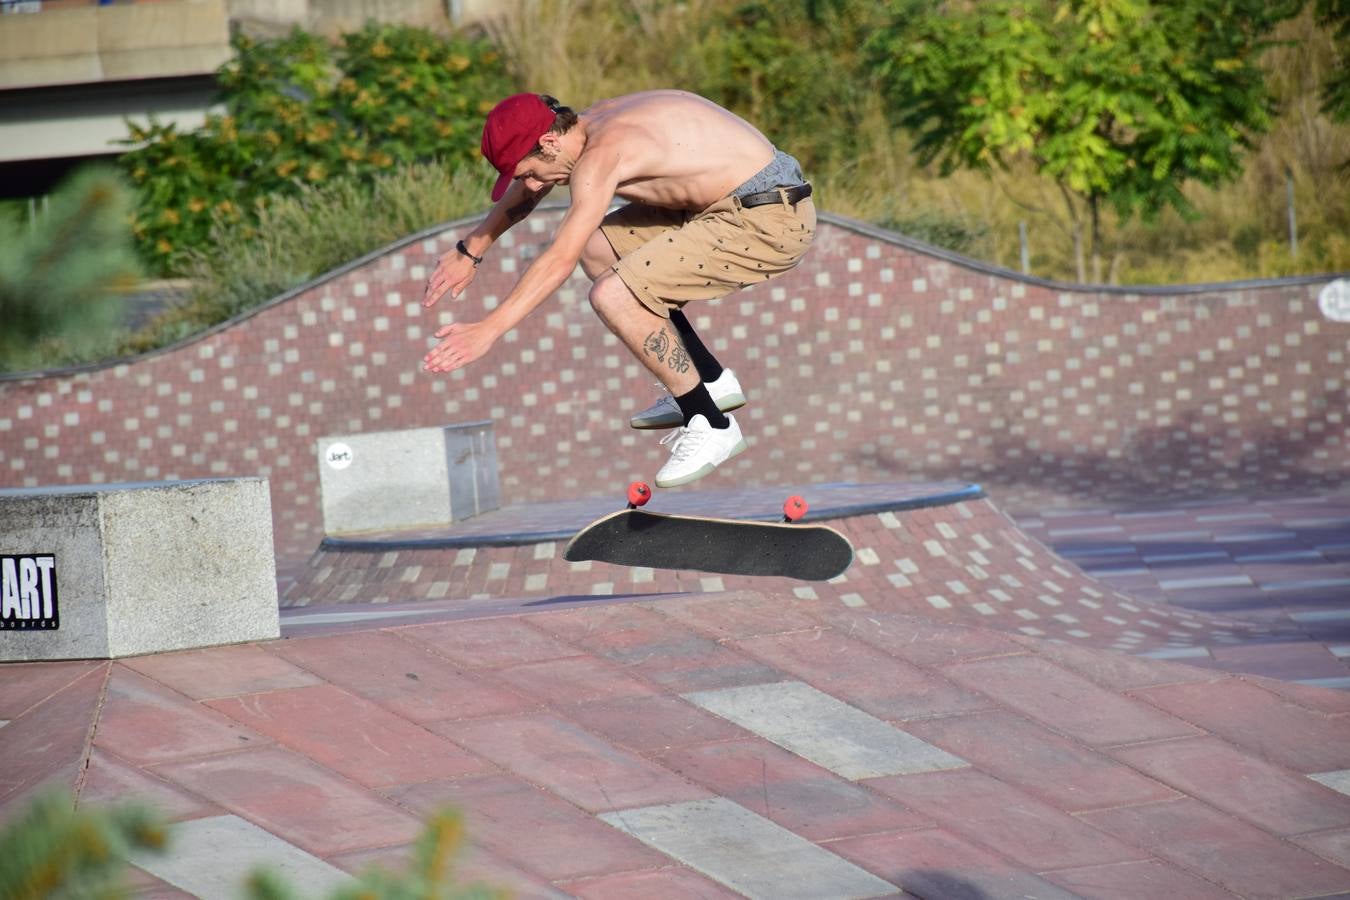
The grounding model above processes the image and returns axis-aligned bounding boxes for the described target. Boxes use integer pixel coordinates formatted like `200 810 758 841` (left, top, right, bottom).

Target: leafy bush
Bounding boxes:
119 23 511 273
879 209 993 259
0 791 501 900
0 168 142 374
0 790 167 899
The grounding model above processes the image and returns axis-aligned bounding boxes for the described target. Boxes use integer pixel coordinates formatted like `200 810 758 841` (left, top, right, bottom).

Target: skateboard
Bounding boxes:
563 483 854 581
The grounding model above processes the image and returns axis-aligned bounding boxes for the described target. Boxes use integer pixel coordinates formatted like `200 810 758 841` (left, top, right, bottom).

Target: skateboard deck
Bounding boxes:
563 488 854 581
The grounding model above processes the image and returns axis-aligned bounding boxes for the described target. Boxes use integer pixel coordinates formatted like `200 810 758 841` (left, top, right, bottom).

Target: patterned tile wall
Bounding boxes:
1 210 1346 571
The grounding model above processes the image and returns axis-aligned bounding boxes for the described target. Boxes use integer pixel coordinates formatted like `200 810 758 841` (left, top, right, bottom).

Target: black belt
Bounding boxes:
737 183 812 209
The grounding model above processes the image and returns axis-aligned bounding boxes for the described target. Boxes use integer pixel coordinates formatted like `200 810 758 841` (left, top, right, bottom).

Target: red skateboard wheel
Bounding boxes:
783 495 808 522
627 481 652 508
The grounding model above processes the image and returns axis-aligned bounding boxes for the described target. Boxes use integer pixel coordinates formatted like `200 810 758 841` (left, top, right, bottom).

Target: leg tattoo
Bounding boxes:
643 329 671 364
643 326 691 375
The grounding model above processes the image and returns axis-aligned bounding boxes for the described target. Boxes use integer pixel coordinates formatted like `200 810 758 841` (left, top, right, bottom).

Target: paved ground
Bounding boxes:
1017 491 1350 687
3 484 1350 899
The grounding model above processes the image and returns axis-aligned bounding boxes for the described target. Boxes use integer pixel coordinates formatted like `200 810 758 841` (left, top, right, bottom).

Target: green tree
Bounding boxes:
680 0 886 172
1316 0 1350 121
0 168 142 373
119 23 511 273
868 0 1303 281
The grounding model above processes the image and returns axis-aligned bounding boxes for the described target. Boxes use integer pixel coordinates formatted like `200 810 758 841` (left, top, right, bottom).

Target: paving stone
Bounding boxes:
121 645 323 700
817 611 1026 668
1313 771 1350 796
1111 736 1350 835
556 866 744 899
93 667 267 766
0 665 108 808
1130 679 1350 772
654 591 824 640
904 710 1179 812
440 713 709 813
397 616 581 668
0 660 104 718
555 616 783 693
566 694 745 753
866 769 1149 871
940 654 1200 746
491 655 662 705
266 630 533 722
131 814 352 899
330 841 568 900
656 738 932 842
124 866 199 899
78 747 220 821
149 747 422 857
1293 828 1350 872
731 628 996 721
828 827 1081 900
1007 636 1219 690
1209 640 1350 681
600 797 897 900
385 773 668 882
208 684 488 788
529 603 677 643
1081 798 1350 899
1240 673 1350 715
684 681 966 780
1043 859 1237 899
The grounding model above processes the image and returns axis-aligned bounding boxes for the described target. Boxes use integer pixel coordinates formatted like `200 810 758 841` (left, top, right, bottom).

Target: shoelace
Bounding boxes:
659 424 704 461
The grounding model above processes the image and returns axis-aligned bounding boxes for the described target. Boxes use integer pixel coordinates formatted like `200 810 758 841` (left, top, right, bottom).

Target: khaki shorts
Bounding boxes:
600 193 816 318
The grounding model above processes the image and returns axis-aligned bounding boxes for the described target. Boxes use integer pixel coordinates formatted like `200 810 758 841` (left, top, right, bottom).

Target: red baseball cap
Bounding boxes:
481 93 557 201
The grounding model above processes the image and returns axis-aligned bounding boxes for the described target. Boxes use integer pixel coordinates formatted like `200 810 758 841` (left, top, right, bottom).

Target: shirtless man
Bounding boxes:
421 90 815 487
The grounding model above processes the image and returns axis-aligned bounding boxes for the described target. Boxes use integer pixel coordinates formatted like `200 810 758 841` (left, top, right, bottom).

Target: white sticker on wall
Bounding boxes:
325 443 354 470
1320 278 1350 322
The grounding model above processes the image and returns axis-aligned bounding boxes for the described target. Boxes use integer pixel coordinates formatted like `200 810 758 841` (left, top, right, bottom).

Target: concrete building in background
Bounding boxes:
0 0 497 200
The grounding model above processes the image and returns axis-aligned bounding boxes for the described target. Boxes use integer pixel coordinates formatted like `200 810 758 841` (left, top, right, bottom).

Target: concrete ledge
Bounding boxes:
318 422 501 535
0 478 279 661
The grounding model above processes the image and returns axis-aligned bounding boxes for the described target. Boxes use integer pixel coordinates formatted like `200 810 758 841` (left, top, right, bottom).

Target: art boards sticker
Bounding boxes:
1 554 59 630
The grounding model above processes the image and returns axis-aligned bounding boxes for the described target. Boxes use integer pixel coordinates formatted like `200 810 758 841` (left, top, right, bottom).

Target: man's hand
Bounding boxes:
423 248 478 308
423 320 497 373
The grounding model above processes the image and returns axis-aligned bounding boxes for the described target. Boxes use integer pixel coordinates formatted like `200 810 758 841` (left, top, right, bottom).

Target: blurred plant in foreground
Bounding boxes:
0 168 142 374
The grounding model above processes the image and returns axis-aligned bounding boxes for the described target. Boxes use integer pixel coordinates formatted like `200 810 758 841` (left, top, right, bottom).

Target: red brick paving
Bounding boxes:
1 589 1344 897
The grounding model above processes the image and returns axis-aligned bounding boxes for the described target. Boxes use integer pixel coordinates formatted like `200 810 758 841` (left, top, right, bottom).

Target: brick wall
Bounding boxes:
2 209 1345 571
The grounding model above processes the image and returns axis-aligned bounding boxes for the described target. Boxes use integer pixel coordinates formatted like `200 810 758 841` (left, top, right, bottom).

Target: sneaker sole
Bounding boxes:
654 437 748 488
630 392 748 430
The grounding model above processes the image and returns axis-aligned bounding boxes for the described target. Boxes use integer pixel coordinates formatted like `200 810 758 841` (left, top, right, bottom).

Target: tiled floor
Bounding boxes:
6 591 1350 899
6 485 1350 898
1017 491 1350 686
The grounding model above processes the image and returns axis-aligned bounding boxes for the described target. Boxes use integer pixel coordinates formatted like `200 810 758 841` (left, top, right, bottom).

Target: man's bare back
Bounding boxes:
579 91 776 211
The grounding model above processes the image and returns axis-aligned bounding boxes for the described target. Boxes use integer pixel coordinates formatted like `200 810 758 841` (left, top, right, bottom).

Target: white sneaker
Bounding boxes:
655 414 747 488
630 369 747 430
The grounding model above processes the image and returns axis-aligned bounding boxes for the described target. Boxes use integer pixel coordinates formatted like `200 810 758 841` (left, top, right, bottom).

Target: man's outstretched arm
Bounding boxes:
422 156 618 373
422 179 554 310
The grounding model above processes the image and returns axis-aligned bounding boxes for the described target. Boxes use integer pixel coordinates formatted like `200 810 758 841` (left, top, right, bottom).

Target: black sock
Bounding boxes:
674 383 729 429
670 309 724 384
